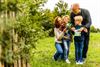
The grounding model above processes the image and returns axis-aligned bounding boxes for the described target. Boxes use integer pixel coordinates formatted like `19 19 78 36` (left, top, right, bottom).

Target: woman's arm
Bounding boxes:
54 28 64 41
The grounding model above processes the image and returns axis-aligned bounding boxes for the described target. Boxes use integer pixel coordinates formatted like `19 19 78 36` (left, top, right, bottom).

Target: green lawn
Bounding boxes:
30 33 100 67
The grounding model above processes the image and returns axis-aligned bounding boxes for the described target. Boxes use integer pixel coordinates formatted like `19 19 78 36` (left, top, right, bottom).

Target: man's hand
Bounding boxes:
84 28 88 32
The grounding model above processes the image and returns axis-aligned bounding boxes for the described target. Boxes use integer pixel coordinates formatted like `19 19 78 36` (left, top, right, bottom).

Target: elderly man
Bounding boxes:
70 3 92 62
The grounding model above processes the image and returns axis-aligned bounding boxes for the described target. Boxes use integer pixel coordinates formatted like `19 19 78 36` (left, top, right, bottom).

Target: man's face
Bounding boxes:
71 4 79 12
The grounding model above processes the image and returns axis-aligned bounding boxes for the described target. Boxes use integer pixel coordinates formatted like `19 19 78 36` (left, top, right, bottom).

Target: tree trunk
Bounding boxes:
22 59 26 67
18 59 21 67
0 45 1 67
14 60 18 67
26 59 30 67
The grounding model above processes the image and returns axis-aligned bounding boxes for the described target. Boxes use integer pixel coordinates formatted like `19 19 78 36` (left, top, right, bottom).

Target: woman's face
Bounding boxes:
57 17 62 25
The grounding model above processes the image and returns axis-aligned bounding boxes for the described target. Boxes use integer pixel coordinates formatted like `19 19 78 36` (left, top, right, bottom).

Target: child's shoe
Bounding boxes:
79 61 83 64
76 61 79 64
65 59 71 64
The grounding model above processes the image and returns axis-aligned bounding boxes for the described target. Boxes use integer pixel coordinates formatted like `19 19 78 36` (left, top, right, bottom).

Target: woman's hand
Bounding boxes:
63 28 66 32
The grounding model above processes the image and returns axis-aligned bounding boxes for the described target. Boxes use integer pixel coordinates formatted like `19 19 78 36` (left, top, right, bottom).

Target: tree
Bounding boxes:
90 26 97 32
0 0 48 67
55 0 70 16
97 28 100 32
41 0 70 36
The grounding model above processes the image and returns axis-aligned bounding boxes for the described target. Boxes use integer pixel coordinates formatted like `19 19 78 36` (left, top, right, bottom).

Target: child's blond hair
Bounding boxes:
62 15 70 20
74 16 83 23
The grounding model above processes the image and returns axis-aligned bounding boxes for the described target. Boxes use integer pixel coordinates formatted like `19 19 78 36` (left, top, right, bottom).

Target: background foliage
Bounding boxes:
0 0 100 66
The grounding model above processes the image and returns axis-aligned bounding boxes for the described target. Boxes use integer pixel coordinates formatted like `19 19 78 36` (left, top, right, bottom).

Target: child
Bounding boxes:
53 16 66 61
71 16 87 64
62 15 72 63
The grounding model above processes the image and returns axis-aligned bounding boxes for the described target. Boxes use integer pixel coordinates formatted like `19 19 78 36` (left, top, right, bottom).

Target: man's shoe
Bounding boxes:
83 58 86 63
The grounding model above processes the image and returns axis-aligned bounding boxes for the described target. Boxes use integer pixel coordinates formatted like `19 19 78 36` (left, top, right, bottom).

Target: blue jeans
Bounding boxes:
54 42 64 61
74 41 84 62
63 40 71 60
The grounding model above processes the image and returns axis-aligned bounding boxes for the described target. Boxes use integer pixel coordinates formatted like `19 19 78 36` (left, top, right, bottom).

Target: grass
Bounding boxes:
30 33 100 67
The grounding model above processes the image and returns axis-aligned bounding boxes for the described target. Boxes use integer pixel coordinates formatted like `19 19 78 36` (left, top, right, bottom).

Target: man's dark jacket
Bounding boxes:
70 8 92 28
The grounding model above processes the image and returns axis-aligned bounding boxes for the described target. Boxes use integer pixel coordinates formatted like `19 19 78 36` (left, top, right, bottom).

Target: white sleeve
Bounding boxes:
54 28 64 40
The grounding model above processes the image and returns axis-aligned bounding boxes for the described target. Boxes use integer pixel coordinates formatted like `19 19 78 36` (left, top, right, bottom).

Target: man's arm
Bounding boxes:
84 9 92 28
70 13 75 26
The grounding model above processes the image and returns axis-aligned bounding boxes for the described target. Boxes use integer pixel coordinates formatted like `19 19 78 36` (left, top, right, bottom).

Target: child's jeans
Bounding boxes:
63 40 71 60
54 42 64 61
74 40 84 62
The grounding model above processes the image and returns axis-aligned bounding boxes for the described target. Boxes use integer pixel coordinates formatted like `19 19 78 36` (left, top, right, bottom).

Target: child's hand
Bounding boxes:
71 27 75 32
63 36 68 39
84 28 88 32
78 27 84 32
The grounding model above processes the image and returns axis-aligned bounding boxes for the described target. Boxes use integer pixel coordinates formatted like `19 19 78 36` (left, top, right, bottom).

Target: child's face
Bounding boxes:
63 17 69 24
75 20 81 25
61 21 66 27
